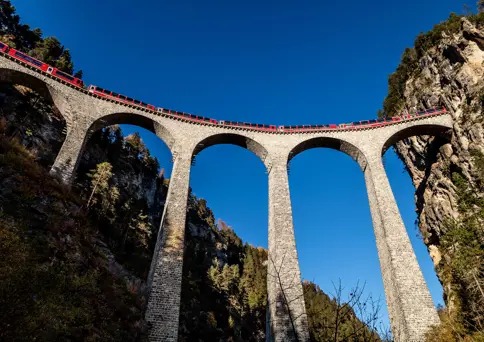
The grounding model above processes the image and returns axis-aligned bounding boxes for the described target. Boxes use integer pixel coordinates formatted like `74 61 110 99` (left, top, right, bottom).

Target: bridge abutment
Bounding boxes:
267 157 309 342
363 152 440 341
145 148 192 342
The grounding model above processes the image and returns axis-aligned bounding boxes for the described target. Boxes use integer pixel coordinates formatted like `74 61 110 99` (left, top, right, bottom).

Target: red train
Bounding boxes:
88 86 155 110
0 40 448 133
0 42 84 87
87 82 447 132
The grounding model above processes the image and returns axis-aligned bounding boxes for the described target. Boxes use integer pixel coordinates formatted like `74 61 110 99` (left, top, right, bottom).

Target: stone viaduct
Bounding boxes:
0 53 454 342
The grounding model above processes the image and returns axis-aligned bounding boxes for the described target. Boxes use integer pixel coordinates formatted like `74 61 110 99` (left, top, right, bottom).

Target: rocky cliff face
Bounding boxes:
392 16 484 309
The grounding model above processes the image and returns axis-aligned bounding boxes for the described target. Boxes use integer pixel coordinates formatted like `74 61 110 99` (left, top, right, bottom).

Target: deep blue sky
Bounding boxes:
12 0 470 328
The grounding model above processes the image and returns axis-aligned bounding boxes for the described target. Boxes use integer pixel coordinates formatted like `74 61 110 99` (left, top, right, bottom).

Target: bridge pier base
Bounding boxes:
145 150 191 342
267 158 309 342
50 117 93 184
363 153 440 341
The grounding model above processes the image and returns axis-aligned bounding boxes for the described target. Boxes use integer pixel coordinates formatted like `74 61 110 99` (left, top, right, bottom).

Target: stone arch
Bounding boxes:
90 112 175 153
0 67 69 120
381 123 452 155
289 136 367 170
192 133 271 169
0 67 71 170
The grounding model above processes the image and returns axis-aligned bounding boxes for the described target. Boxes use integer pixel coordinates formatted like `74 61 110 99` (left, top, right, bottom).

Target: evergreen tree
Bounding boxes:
125 210 152 249
29 36 62 62
86 162 119 221
56 49 75 74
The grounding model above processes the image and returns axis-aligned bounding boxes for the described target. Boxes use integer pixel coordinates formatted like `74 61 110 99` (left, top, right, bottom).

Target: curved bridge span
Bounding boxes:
0 54 453 342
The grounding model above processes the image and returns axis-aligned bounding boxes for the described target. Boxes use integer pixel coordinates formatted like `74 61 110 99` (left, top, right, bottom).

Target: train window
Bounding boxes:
134 100 141 105
203 117 210 122
427 108 436 113
54 70 74 81
368 120 377 124
15 51 43 67
0 42 5 49
126 97 134 102
111 92 119 97
377 118 385 122
96 87 104 92
352 122 361 126
417 111 426 115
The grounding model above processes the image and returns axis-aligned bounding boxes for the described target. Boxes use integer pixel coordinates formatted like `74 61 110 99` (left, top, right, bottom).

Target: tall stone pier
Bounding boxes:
363 150 440 341
267 156 309 342
145 148 192 342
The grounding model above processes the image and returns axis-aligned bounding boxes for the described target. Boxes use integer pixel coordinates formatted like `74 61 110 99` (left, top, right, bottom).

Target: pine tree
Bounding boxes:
29 36 63 65
56 49 74 74
126 210 152 249
86 162 119 221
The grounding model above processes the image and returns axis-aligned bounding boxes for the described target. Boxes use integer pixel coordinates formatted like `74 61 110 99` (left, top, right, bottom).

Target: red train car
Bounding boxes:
51 68 84 87
88 85 155 111
9 48 51 72
8 47 83 87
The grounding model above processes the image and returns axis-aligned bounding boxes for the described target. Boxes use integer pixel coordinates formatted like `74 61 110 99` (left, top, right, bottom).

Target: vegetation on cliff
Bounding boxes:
380 11 484 118
424 159 484 341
